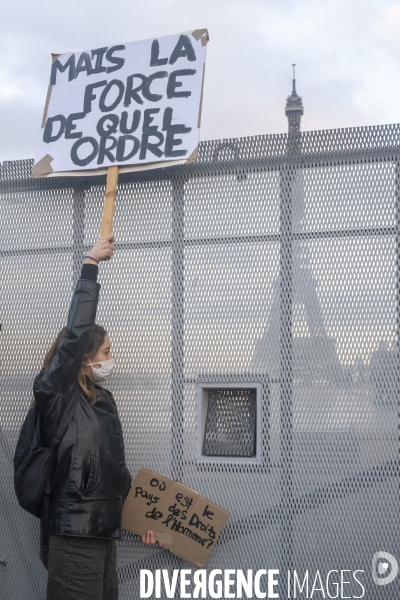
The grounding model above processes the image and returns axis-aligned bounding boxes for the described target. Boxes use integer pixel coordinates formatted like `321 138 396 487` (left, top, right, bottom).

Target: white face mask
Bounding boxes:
86 357 115 383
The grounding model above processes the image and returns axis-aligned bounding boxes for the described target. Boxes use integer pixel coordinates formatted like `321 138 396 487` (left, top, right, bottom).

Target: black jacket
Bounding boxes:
33 278 132 539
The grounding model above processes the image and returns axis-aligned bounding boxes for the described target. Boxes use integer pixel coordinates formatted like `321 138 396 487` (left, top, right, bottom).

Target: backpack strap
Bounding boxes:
40 384 81 555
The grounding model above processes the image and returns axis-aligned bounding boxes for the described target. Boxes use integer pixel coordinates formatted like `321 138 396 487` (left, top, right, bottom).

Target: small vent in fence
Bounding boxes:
203 388 257 457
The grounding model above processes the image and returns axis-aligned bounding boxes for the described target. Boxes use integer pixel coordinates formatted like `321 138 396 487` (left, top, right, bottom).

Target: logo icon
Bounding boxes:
372 552 398 585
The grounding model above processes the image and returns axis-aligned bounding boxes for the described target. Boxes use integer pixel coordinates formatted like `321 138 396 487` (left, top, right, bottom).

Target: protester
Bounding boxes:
33 234 160 600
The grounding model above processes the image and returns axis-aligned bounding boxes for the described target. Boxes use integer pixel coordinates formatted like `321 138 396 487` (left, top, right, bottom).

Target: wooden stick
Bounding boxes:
100 166 119 237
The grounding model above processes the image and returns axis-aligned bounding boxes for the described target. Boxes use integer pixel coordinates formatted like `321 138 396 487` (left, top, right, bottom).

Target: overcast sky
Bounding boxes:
1 0 399 162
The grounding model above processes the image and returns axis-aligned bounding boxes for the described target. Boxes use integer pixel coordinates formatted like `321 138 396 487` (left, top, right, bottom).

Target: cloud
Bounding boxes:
0 0 399 161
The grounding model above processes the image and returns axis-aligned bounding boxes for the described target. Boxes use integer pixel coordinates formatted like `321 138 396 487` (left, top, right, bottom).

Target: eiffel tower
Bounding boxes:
251 67 343 385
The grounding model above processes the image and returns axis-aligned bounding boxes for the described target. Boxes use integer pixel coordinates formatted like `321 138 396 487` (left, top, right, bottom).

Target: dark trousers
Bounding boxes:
45 534 118 600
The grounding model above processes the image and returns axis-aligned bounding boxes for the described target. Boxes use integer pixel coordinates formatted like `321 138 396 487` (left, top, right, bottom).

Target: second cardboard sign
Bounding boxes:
122 468 230 567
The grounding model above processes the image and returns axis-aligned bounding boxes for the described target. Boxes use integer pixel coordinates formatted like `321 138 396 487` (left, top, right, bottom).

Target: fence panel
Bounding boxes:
0 126 399 598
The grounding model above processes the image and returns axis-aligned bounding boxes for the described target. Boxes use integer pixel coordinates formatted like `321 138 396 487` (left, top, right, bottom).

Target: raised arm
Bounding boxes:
34 235 115 397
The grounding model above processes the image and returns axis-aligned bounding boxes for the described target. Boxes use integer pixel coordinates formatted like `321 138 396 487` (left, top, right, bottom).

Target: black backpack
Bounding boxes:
13 385 80 555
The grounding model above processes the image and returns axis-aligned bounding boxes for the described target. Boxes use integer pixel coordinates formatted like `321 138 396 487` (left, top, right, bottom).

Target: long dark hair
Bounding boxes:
37 324 107 406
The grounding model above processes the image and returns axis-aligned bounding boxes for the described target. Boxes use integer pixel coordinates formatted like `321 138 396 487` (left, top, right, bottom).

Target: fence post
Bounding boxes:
396 160 400 486
280 159 295 582
171 175 185 482
72 184 85 288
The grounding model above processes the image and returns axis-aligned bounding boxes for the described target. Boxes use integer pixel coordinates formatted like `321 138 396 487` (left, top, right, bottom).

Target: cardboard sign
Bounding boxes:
122 468 230 567
32 30 208 178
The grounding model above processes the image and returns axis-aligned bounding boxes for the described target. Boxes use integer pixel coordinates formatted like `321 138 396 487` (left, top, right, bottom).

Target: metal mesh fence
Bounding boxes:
0 123 399 598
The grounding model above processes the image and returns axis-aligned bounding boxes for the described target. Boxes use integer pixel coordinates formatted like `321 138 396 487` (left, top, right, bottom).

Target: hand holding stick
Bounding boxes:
84 234 115 264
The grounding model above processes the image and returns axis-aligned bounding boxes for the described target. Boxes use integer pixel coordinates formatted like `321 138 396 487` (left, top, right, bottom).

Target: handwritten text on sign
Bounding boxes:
33 30 208 174
141 477 217 548
122 468 229 567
